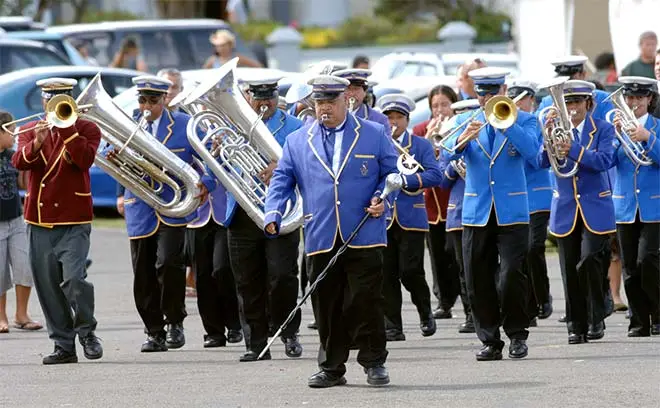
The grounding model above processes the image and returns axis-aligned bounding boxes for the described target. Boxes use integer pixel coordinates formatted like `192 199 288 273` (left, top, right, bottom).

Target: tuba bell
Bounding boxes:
78 73 202 218
604 87 653 166
181 57 304 235
537 77 579 178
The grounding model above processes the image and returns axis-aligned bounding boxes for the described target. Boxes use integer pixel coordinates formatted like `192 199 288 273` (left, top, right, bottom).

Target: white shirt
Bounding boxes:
144 112 162 138
328 117 346 175
638 113 649 128
573 119 585 141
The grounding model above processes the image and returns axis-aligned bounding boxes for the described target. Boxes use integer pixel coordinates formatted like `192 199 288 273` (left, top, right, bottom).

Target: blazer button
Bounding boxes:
576 194 581 199
54 203 59 207
336 201 341 205
41 183 45 188
636 189 641 193
490 181 495 185
39 202 43 207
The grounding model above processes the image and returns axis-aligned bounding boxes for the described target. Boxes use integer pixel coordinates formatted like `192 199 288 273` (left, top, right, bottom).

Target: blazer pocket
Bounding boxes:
464 192 477 197
124 198 136 205
507 191 527 196
612 194 625 199
354 154 375 159
650 195 660 199
532 187 552 192
169 148 186 153
413 203 426 208
304 213 313 221
598 190 612 197
74 192 92 197
447 204 456 209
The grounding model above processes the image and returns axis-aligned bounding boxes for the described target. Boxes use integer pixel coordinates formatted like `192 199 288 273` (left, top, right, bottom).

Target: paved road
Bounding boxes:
1 227 658 408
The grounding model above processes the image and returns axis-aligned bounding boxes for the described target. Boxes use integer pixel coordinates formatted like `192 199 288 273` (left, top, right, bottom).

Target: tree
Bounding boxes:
0 0 33 15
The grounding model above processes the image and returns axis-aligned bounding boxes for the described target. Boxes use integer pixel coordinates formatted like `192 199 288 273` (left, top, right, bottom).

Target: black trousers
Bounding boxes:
427 222 460 310
188 223 241 339
447 229 471 316
383 224 432 331
524 212 551 316
307 241 387 376
227 208 301 351
557 217 609 335
130 225 187 335
463 212 530 349
617 214 660 332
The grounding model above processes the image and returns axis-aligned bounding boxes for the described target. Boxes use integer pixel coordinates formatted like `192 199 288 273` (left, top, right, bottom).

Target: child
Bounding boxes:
0 111 42 333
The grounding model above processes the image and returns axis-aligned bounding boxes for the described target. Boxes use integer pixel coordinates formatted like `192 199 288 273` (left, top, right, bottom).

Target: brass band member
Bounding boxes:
379 94 443 341
611 76 660 337
11 78 103 364
539 80 616 344
332 69 391 132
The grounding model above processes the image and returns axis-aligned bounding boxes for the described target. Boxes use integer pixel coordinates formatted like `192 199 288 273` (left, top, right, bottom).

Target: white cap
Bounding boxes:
468 67 510 85
550 55 588 67
307 75 351 100
507 78 539 93
36 77 78 91
563 80 595 98
451 99 480 112
378 94 416 115
333 68 372 84
132 75 172 93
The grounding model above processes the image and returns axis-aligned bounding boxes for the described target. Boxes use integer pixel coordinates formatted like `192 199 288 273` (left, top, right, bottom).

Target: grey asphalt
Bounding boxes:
1 226 658 408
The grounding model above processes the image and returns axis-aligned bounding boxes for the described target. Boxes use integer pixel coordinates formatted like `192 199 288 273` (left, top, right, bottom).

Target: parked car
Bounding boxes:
0 38 69 75
370 52 445 82
0 65 147 208
48 19 262 72
439 52 520 76
6 31 88 65
0 16 46 32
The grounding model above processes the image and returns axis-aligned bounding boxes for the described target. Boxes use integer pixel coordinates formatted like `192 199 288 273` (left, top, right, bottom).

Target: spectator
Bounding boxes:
226 0 250 25
594 52 618 85
621 31 657 78
109 37 148 72
203 29 262 69
156 68 184 109
73 41 99 66
352 55 370 69
0 111 43 334
456 58 487 100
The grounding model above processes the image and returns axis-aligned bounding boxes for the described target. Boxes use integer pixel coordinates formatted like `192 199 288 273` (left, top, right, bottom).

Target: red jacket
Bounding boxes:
12 119 102 226
412 124 449 224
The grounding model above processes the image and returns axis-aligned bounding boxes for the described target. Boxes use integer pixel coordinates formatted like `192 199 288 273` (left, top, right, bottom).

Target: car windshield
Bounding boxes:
443 60 520 76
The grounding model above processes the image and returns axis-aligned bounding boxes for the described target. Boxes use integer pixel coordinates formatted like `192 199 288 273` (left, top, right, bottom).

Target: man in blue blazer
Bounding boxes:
225 77 304 362
264 75 398 388
508 79 554 323
538 80 616 344
443 67 540 361
535 55 614 121
611 76 660 337
333 68 391 133
378 94 442 342
112 75 215 352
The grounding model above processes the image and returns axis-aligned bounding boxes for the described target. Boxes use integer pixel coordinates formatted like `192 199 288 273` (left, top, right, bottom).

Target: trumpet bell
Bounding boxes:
484 95 518 129
45 94 78 129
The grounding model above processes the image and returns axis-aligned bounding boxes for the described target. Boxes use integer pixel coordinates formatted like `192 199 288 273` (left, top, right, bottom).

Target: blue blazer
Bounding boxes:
120 110 216 239
536 89 614 122
438 155 465 231
225 109 303 226
539 114 616 237
385 131 443 231
264 114 398 255
355 104 391 134
525 128 552 213
443 110 540 226
612 114 660 223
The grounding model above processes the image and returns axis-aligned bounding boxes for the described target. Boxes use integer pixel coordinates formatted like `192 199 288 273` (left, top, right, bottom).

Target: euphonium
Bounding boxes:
78 73 202 218
181 57 304 235
604 87 653 166
537 77 579 178
2 94 93 135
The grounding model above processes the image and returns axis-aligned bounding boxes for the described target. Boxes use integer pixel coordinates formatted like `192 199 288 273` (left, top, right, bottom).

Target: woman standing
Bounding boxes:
611 76 660 337
0 111 42 333
109 37 148 72
203 29 262 69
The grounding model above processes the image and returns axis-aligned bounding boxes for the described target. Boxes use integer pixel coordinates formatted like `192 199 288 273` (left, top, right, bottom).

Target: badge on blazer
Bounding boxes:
507 142 519 156
360 161 368 176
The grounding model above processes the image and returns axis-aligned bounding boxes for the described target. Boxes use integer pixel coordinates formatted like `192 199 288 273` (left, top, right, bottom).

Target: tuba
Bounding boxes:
78 74 202 218
604 87 653 166
537 77 579 178
181 57 304 235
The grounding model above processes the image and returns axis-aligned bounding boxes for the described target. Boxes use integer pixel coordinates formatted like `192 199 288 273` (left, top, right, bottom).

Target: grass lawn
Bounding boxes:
92 208 125 229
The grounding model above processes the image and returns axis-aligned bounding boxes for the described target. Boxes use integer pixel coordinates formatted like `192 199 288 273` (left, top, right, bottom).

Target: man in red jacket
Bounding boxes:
11 78 103 365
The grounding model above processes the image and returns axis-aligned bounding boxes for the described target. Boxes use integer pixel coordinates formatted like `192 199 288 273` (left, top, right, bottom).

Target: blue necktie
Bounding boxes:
146 121 154 136
572 128 579 143
487 126 496 151
321 122 346 164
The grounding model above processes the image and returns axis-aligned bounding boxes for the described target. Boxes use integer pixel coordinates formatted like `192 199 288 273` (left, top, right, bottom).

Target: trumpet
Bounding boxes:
604 87 653 166
2 94 93 135
450 158 466 179
437 91 527 153
537 77 579 178
348 97 357 113
390 125 425 174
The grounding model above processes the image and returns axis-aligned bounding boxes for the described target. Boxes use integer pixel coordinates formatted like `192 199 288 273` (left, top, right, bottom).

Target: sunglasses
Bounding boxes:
475 87 501 97
138 96 162 105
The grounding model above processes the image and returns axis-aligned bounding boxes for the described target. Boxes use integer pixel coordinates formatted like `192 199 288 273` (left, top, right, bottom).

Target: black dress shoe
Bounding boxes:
227 329 243 344
587 321 605 340
166 323 185 349
203 335 226 348
627 327 650 337
307 320 318 330
79 332 103 360
538 302 553 319
365 365 390 386
651 324 660 336
433 308 452 319
458 315 476 333
420 315 436 337
282 335 303 357
476 345 503 361
85 259 93 269
385 329 405 342
508 339 528 359
308 371 347 388
568 333 588 344
558 314 567 323
141 333 168 352
529 317 538 327
43 346 78 365
239 349 271 362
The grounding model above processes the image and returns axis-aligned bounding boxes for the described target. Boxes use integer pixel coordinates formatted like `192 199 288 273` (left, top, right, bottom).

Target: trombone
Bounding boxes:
1 94 93 134
604 86 653 166
436 91 528 153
